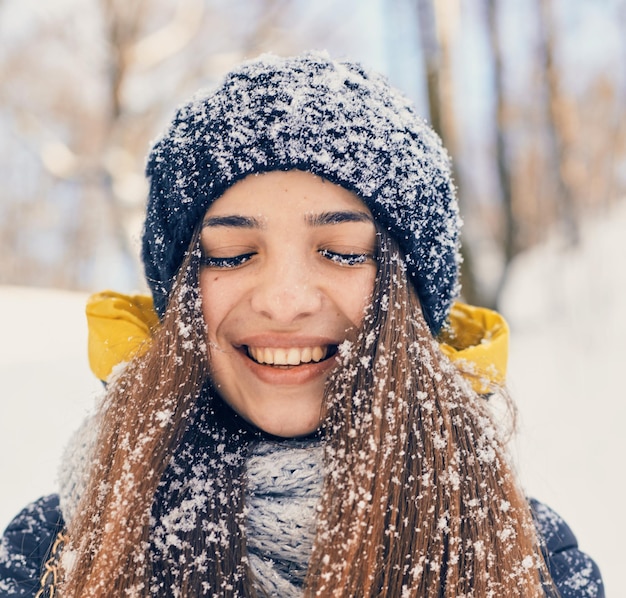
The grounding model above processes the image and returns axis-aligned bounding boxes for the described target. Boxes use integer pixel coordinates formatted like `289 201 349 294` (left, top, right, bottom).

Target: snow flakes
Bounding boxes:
497 526 515 542
473 539 486 561
336 339 354 362
60 546 77 574
177 320 192 339
521 555 534 570
363 329 377 349
476 444 497 465
379 293 390 312
437 513 450 533
144 51 460 332
155 409 174 427
359 355 372 368
432 432 448 450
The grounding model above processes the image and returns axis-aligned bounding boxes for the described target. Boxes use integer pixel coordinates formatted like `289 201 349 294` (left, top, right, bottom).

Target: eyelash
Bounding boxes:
200 249 373 269
318 249 371 266
200 253 255 269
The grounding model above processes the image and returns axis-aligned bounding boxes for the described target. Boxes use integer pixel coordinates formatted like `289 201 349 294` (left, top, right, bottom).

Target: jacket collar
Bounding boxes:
438 302 509 394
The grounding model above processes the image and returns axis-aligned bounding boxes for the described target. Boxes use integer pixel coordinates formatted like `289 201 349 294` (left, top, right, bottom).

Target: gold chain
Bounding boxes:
34 531 69 598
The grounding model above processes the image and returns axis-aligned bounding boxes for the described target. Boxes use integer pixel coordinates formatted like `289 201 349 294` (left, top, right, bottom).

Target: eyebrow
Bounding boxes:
202 210 373 229
304 210 374 227
202 215 264 229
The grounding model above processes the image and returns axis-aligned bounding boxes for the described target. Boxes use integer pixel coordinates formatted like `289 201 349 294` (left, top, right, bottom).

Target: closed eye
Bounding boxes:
200 253 256 269
318 249 372 266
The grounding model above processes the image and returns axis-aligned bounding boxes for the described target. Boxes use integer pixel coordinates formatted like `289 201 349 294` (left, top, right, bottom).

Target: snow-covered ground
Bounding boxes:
1 202 623 594
0 288 102 522
501 201 625 596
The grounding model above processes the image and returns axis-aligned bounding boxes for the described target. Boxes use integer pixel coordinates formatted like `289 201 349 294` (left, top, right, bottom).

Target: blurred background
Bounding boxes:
1 0 624 594
1 0 624 303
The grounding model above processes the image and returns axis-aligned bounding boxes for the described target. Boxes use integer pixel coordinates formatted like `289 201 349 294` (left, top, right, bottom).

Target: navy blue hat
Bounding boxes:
143 51 461 334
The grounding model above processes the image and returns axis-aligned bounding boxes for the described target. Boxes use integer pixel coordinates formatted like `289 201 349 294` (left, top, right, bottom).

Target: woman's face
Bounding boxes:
199 170 377 437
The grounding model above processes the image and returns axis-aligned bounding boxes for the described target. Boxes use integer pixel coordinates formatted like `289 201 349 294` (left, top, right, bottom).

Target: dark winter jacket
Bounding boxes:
0 493 604 597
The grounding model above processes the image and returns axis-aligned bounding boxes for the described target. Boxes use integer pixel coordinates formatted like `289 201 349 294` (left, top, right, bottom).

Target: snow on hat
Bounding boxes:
143 50 461 334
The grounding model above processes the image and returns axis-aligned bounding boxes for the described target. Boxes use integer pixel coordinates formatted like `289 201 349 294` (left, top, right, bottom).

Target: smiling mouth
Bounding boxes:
245 345 338 367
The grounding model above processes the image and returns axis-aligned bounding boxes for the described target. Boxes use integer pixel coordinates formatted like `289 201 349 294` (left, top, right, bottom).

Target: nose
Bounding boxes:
250 254 323 324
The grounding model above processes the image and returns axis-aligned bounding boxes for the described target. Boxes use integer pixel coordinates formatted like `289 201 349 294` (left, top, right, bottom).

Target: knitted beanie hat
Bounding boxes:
143 50 461 334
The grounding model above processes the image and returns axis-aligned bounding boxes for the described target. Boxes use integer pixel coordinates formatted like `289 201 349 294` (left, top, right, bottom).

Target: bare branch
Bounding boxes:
129 0 205 70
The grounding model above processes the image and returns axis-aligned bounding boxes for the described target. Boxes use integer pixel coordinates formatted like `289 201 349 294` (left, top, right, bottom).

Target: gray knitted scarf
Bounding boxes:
246 440 323 597
59 411 324 596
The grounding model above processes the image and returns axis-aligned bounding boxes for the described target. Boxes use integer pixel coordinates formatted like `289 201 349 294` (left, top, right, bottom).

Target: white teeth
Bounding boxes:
287 348 301 365
247 345 329 366
274 349 288 365
311 346 325 362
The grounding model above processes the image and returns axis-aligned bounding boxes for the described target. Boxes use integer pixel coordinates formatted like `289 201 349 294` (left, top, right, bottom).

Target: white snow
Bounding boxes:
502 201 626 597
0 201 623 593
0 287 102 526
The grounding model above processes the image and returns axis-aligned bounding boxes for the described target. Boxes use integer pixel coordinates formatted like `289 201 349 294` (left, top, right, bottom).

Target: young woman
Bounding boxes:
0 51 603 597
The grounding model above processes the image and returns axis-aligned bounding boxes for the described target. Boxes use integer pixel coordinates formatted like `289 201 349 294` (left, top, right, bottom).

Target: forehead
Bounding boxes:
205 170 371 218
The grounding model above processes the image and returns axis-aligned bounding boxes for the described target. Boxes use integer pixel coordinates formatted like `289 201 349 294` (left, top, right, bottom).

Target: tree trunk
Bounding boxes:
537 0 580 245
415 0 481 306
486 0 517 308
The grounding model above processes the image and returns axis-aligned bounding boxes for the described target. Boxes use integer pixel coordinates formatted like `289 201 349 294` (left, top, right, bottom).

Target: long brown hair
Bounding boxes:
60 229 551 596
306 232 550 596
60 238 255 596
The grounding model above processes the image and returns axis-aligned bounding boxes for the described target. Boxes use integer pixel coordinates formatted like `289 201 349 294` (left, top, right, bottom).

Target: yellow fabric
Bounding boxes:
86 291 160 381
86 292 509 393
438 302 509 394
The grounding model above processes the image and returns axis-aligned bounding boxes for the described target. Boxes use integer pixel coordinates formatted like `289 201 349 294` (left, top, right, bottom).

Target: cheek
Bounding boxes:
199 271 251 345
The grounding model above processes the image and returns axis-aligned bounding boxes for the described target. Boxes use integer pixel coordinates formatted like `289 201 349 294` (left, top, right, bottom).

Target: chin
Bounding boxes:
255 420 320 439
248 408 322 439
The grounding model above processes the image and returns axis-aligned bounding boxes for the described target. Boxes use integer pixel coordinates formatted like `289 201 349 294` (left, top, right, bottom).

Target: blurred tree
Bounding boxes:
0 0 367 292
485 0 516 305
536 0 580 246
412 0 624 310
414 0 485 306
1 0 624 305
